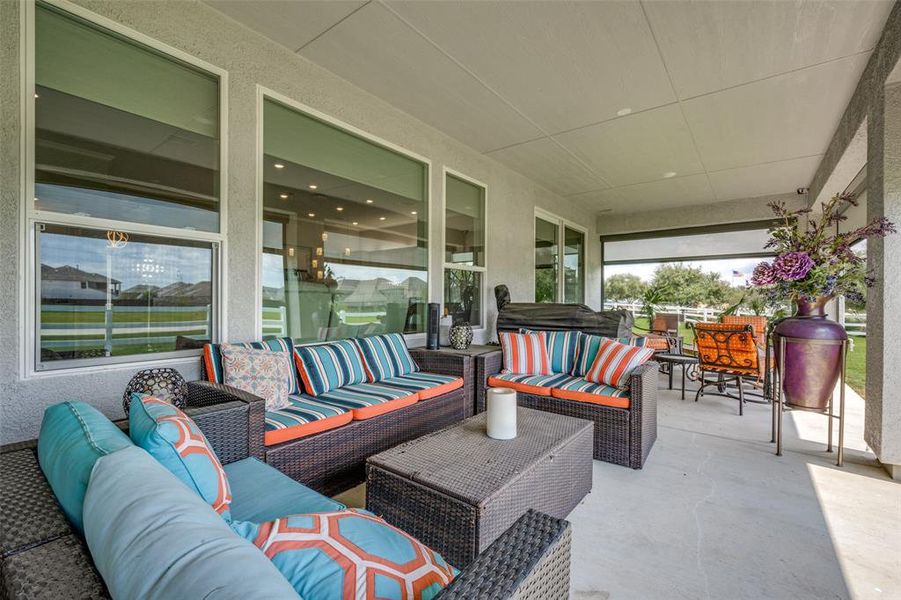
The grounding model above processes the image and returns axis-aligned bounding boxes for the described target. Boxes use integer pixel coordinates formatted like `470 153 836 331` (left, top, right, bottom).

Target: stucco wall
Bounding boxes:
0 0 601 443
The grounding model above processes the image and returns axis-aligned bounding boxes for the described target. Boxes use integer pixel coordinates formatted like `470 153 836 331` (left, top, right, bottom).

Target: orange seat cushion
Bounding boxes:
264 395 355 446
487 373 574 397
548 376 631 409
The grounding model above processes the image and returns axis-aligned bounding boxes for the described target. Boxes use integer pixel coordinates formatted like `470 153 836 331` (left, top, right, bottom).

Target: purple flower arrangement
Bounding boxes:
750 193 895 304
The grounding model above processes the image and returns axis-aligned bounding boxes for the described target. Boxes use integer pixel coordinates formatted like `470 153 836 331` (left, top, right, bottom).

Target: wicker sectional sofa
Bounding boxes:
475 349 658 469
199 340 474 496
0 384 572 600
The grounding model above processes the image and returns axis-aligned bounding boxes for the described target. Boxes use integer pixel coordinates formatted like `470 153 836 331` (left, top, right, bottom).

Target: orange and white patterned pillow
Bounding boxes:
585 337 655 389
498 331 551 375
221 345 292 411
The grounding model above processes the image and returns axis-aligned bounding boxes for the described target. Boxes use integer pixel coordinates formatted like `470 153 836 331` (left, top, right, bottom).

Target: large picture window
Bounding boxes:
444 172 486 327
31 3 223 371
34 3 221 230
261 98 428 342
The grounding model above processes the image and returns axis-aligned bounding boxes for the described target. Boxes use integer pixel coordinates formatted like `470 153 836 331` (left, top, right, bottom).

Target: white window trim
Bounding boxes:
20 0 229 378
534 207 587 304
255 86 433 343
441 167 488 331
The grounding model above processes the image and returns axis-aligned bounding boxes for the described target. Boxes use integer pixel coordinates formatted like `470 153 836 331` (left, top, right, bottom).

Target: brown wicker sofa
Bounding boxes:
0 384 572 600
475 350 658 469
200 348 473 496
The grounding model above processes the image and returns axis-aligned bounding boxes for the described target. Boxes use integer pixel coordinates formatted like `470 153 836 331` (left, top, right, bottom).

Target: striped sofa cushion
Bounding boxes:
571 334 645 377
520 329 581 374
487 372 574 396
203 337 300 395
356 333 419 382
264 395 354 446
498 331 551 375
378 372 464 400
318 382 418 420
293 340 368 397
585 338 655 389
550 377 630 409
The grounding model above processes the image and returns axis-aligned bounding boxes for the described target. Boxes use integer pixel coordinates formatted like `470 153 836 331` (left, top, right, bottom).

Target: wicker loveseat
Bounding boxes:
475 349 658 469
0 385 572 600
200 337 473 496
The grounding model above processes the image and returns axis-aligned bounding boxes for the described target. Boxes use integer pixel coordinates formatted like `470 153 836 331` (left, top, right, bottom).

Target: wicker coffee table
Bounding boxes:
366 407 593 568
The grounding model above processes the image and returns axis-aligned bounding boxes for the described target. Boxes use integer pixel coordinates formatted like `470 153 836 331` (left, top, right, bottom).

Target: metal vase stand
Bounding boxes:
771 335 848 467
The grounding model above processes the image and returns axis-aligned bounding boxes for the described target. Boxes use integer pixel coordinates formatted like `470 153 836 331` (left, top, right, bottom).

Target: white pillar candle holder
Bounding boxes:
486 387 517 440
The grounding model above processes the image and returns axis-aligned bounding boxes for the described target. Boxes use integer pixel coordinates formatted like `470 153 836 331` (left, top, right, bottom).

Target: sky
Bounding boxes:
604 257 765 287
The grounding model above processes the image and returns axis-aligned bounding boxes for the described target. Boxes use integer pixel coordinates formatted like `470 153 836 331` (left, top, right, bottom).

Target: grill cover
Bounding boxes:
494 285 633 338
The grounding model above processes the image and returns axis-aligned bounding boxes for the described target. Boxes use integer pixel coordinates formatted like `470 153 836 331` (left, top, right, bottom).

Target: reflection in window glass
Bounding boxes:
444 270 482 328
262 100 428 342
564 227 584 303
444 174 485 327
37 225 214 367
535 217 558 303
445 175 485 267
34 3 220 231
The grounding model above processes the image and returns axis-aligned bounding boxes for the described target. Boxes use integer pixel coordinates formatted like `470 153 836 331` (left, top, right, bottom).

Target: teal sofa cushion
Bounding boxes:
230 509 455 600
129 394 233 521
224 457 344 523
37 401 133 534
83 446 298 600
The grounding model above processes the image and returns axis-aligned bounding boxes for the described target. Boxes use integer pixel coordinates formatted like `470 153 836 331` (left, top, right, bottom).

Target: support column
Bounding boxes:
865 81 901 479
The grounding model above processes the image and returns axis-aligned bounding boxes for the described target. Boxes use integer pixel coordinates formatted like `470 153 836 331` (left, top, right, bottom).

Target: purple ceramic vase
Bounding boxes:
773 297 847 411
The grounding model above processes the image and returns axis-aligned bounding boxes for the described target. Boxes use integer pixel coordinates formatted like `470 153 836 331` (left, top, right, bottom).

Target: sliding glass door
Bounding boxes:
535 213 585 304
534 216 559 303
563 226 585 303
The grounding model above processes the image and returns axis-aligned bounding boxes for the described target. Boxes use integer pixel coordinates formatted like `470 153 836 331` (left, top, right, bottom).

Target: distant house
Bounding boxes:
41 264 120 301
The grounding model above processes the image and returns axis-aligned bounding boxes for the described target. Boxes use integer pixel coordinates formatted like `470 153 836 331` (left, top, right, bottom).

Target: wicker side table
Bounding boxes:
366 407 593 568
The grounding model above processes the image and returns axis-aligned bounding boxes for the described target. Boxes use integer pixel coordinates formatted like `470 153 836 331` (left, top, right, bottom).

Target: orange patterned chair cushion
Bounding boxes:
692 322 759 376
721 315 768 348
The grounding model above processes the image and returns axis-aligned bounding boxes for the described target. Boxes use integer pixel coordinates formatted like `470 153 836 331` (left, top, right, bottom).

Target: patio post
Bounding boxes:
865 78 901 480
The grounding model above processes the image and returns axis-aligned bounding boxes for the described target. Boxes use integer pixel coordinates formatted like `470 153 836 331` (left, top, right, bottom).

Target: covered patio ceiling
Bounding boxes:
207 0 894 216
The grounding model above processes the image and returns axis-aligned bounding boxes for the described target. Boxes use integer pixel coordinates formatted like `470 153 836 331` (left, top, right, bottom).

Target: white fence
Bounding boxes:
603 301 867 336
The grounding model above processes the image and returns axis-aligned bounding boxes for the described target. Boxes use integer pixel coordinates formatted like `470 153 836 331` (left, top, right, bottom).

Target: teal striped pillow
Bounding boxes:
356 333 419 382
293 340 368 396
519 329 582 374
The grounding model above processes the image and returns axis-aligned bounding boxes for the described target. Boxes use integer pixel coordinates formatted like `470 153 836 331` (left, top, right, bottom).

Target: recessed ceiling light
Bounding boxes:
336 207 344 212
365 199 374 204
663 171 677 178
379 216 386 221
308 212 315 217
274 163 284 169
352 221 359 226
308 184 318 190
616 107 632 117
279 193 288 199
410 211 417 215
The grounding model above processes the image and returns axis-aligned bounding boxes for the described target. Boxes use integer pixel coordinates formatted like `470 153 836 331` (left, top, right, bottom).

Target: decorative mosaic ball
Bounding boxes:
122 368 188 416
449 323 473 350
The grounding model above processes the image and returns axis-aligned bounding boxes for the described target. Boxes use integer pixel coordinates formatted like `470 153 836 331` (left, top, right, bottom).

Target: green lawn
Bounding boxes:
845 336 866 398
42 309 210 324
634 317 866 398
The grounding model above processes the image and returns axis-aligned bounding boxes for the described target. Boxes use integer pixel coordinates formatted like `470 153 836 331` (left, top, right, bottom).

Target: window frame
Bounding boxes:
441 167 488 330
533 207 586 304
255 86 433 343
22 0 229 377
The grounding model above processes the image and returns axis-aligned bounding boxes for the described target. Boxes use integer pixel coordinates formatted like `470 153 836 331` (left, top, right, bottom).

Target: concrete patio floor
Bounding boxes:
335 373 900 600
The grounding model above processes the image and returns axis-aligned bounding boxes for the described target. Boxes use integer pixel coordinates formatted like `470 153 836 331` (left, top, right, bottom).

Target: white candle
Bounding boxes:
486 387 517 440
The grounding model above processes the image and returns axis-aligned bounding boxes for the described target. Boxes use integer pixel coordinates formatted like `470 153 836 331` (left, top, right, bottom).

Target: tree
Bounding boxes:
650 263 733 307
604 273 647 302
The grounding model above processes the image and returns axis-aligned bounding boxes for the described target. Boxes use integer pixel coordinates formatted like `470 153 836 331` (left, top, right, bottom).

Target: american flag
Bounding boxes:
732 270 743 277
